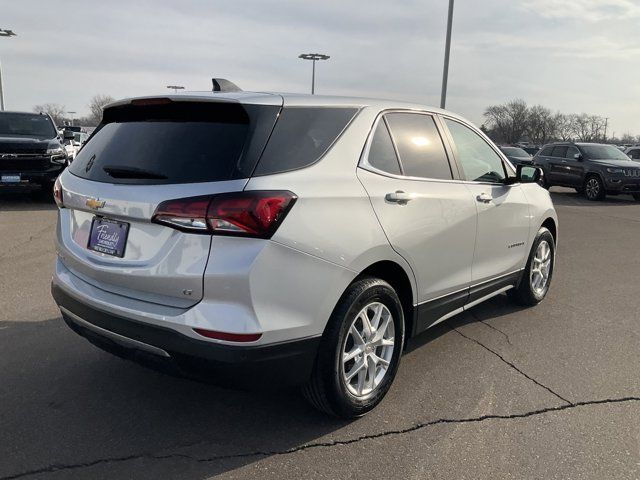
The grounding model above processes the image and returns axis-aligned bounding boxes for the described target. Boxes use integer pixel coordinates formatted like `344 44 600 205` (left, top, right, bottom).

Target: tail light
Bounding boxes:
53 176 64 208
152 191 297 238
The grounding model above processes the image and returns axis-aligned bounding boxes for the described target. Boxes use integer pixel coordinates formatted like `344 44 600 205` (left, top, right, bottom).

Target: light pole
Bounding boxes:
440 0 454 109
0 28 17 111
166 85 185 94
67 111 76 126
298 53 330 94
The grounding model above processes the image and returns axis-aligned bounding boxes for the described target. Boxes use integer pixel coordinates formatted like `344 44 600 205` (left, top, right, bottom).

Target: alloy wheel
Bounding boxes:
530 240 552 297
340 302 395 397
585 178 600 200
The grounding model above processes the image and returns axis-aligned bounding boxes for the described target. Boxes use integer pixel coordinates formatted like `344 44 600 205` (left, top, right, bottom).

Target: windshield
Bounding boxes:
501 147 530 157
581 145 632 161
0 112 57 138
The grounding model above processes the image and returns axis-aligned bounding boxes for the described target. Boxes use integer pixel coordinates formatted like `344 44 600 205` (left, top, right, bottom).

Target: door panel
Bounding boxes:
464 183 531 283
357 168 477 302
441 117 531 285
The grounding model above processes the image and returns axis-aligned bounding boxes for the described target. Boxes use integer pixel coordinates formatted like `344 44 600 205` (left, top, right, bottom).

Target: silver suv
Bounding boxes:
51 91 558 417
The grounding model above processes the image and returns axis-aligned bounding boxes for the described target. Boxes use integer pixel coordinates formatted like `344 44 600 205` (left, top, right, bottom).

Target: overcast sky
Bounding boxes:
2 0 640 135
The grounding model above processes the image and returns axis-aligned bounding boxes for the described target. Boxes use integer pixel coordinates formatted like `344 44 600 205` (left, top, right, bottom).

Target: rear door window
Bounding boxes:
69 101 280 185
384 113 452 180
551 146 568 158
539 146 553 156
253 107 358 176
366 119 401 175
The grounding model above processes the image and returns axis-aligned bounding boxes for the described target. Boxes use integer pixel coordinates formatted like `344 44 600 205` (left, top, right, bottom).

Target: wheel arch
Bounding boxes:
354 260 416 342
541 217 557 243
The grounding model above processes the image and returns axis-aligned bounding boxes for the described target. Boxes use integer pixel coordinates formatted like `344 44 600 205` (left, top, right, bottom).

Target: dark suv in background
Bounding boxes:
0 111 69 192
533 142 640 201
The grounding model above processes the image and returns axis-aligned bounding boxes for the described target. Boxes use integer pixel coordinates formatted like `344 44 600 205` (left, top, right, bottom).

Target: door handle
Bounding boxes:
476 192 493 203
385 191 413 204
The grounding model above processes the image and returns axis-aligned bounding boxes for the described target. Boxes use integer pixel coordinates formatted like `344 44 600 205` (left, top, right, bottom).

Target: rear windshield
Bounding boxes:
69 101 279 184
0 112 57 138
253 107 358 176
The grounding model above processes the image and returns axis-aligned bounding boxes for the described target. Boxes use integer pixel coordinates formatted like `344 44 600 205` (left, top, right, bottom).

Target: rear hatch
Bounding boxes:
58 96 282 308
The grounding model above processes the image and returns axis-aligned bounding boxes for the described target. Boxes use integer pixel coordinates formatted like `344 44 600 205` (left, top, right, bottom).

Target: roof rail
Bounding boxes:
211 78 242 92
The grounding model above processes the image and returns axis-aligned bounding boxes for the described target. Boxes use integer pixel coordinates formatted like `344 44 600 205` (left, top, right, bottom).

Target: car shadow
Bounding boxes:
0 318 350 479
405 293 526 354
0 189 57 211
0 297 529 479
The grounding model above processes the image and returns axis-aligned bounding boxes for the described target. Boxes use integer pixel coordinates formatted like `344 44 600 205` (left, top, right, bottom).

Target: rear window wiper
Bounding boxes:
103 165 168 180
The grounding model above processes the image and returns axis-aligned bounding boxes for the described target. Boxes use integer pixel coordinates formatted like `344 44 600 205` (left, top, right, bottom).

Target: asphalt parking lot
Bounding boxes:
0 188 639 480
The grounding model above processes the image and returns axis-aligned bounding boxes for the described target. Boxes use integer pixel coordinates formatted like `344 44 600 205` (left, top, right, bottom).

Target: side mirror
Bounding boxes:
573 153 583 161
63 130 75 140
518 165 542 184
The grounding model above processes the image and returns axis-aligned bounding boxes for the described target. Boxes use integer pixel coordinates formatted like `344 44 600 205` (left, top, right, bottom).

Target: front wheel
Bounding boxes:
508 227 555 306
584 175 605 201
303 277 405 418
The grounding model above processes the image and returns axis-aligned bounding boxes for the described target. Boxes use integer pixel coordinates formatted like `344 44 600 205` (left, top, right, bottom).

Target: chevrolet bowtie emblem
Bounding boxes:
86 198 106 209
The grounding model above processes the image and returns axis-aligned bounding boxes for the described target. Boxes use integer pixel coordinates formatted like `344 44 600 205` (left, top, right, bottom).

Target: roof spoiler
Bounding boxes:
212 78 242 92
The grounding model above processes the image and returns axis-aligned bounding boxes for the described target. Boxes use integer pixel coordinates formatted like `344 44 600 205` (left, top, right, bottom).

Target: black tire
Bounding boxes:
633 194 640 202
508 227 555 307
303 277 405 418
584 175 605 201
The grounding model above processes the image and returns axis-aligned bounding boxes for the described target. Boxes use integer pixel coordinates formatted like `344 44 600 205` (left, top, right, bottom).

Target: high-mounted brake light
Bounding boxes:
152 191 297 238
53 176 64 208
130 97 173 106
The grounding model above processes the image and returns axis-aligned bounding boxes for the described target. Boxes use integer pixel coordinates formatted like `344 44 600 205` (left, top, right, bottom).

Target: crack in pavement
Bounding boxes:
477 319 512 345
2 396 639 480
452 327 573 405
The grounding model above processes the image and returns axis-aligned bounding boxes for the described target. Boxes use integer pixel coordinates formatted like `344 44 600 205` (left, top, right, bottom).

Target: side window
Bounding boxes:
629 149 640 160
551 146 568 158
254 107 358 176
444 118 506 183
385 113 453 180
566 146 580 159
384 113 452 180
539 146 553 156
366 120 401 175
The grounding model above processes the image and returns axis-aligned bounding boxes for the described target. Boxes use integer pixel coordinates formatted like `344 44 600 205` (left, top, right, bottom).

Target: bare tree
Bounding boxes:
554 113 575 141
33 103 66 126
483 99 529 144
527 105 556 145
87 94 115 125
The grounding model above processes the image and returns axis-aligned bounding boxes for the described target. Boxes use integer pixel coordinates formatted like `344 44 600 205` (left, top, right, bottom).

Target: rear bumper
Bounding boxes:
52 282 321 387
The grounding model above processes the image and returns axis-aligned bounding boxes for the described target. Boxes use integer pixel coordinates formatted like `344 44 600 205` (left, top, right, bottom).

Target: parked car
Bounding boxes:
499 146 534 167
522 146 540 156
63 131 89 163
51 91 558 417
624 146 640 161
0 111 68 190
533 142 640 201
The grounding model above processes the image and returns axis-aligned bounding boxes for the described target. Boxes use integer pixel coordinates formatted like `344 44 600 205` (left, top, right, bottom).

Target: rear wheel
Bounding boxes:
508 227 555 306
584 175 605 201
303 277 405 418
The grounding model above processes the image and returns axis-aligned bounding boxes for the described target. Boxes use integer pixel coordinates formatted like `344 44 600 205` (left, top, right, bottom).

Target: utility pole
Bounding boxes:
0 28 17 111
603 117 609 143
298 53 330 94
440 0 454 109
